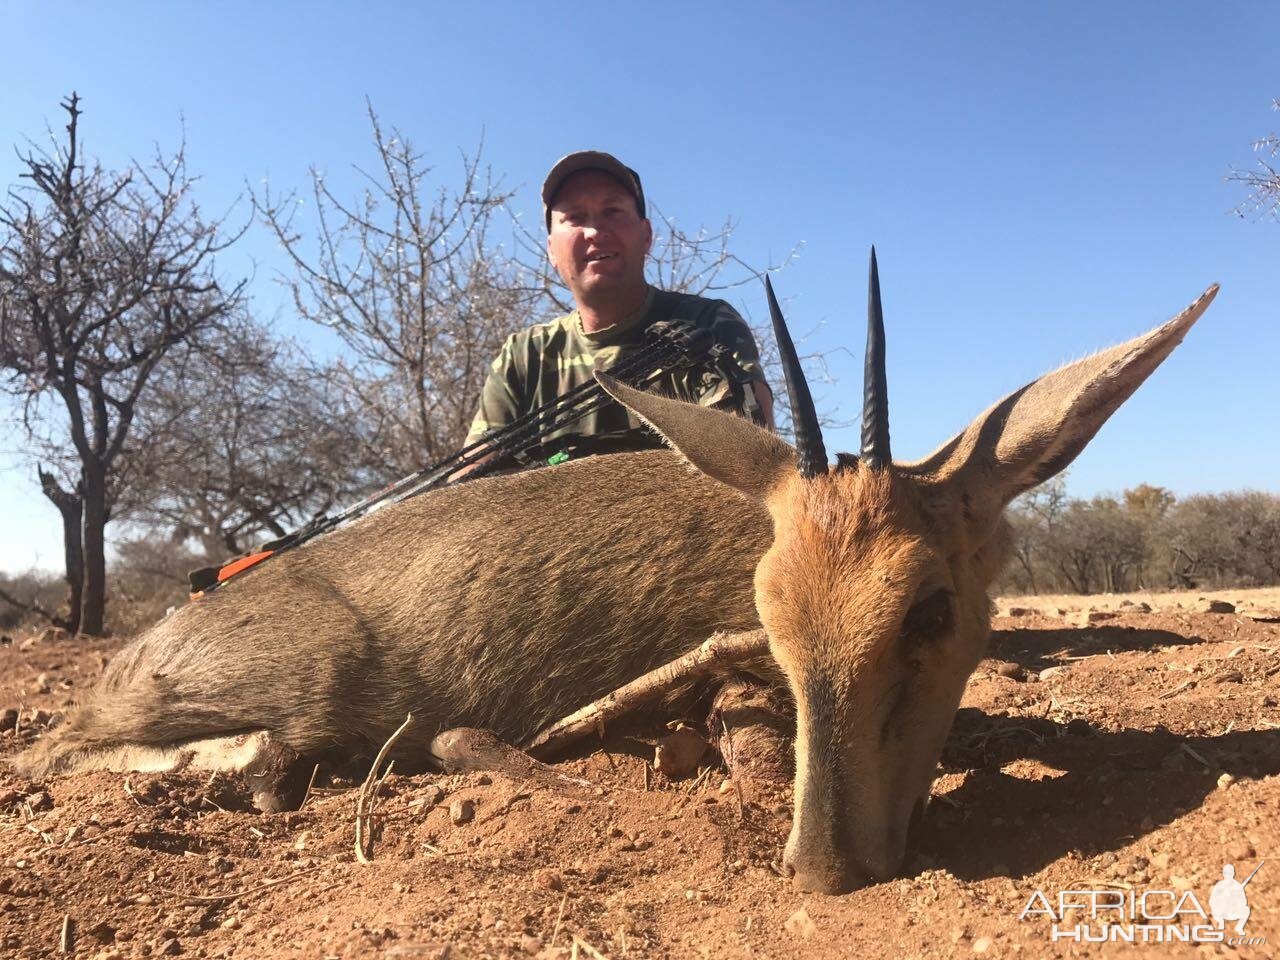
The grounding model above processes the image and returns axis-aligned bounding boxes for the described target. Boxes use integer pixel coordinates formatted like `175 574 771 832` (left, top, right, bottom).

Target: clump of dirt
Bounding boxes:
1 589 1277 958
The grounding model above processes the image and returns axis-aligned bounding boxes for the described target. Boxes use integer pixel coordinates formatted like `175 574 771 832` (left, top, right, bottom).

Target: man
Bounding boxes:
464 151 774 465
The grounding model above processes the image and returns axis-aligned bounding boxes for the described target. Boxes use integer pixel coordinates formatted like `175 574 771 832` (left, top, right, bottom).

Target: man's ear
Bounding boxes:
596 371 794 501
641 217 653 256
903 284 1218 542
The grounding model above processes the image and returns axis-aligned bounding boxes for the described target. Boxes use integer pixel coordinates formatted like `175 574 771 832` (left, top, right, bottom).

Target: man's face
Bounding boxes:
546 169 653 302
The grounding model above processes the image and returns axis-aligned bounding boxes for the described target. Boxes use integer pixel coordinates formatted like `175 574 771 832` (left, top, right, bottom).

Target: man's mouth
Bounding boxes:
585 252 617 263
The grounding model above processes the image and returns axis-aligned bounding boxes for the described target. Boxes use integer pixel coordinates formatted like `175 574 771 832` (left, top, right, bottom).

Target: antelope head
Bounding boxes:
598 253 1217 894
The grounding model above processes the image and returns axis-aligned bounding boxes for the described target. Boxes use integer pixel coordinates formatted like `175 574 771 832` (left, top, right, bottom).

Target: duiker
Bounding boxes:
15 253 1217 894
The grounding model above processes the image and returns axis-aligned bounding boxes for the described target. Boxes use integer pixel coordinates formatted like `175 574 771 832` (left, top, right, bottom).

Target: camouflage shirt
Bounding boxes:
464 287 772 455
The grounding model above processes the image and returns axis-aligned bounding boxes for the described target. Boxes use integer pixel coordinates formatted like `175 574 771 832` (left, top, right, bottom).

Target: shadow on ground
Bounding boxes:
925 710 1280 881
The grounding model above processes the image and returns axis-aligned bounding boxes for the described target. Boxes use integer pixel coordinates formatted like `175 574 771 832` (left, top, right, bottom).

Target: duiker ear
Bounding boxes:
906 285 1218 538
596 371 795 501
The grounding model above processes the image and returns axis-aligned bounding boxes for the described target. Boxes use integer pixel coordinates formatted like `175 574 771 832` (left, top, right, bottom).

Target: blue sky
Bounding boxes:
2 1 1278 573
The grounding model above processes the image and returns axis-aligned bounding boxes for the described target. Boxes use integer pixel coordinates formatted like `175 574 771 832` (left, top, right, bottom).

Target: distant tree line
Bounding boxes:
996 478 1280 595
1 94 799 635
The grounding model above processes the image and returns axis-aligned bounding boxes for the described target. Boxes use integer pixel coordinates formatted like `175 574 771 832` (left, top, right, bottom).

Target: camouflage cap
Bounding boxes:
542 150 646 231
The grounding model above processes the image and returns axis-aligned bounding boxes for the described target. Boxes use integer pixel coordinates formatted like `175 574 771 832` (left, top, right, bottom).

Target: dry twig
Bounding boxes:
300 763 321 809
184 865 324 903
1158 678 1197 700
525 630 769 758
549 892 569 948
355 713 414 865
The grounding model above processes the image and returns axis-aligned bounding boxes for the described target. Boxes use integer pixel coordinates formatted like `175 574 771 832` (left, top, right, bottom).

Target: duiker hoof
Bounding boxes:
709 678 794 783
242 736 310 813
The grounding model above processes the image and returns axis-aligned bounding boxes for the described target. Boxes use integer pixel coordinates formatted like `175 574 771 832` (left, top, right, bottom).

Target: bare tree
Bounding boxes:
1003 476 1068 593
0 94 246 634
1229 98 1280 221
122 316 370 558
256 103 537 479
1164 491 1280 589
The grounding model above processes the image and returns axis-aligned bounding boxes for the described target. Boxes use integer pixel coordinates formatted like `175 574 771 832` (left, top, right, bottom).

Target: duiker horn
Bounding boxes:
861 246 891 470
765 275 827 477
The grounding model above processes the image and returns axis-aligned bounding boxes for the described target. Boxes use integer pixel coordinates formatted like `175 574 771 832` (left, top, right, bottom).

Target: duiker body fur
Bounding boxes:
16 266 1218 895
17 453 770 776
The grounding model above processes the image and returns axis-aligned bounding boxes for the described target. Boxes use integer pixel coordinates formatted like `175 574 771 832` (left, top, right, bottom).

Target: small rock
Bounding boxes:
0 708 16 730
1213 670 1243 684
1195 598 1235 614
973 937 993 954
994 662 1025 680
1005 607 1036 618
1132 602 1152 613
418 784 446 807
1039 666 1066 681
520 933 541 955
533 869 564 892
85 921 116 943
1217 772 1236 790
654 726 708 780
219 917 241 931
784 908 816 939
1070 610 1116 627
1227 840 1256 860
25 791 53 812
158 939 181 955
449 799 475 825
1152 852 1171 870
1170 875 1195 891
1066 718 1091 737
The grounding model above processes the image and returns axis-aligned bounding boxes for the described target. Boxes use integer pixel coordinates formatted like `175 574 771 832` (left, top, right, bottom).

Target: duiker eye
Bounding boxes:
901 588 954 642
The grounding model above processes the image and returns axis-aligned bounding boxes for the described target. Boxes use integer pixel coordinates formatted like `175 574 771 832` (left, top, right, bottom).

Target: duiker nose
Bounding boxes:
782 850 866 895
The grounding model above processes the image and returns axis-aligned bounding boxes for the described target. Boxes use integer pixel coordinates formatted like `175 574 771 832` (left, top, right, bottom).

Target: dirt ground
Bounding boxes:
1 587 1277 959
